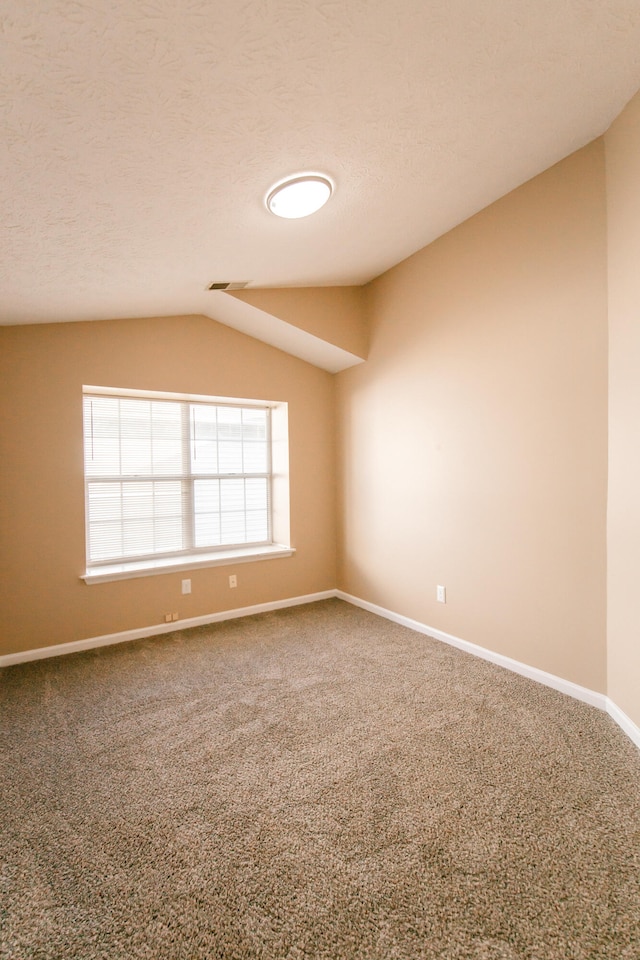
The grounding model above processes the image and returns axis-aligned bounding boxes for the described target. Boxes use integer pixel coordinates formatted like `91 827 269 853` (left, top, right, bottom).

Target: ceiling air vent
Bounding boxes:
207 281 250 291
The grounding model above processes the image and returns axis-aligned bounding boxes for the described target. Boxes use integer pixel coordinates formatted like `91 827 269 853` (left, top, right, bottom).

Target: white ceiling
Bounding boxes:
2 0 640 330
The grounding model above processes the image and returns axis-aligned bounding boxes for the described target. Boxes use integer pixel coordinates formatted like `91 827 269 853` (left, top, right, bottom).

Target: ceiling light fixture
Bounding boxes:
266 174 333 219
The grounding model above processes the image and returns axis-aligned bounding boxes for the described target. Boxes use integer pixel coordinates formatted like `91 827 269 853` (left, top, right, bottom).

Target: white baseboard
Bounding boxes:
0 590 336 668
337 590 608 710
606 698 640 750
338 590 639 750
3 587 638 752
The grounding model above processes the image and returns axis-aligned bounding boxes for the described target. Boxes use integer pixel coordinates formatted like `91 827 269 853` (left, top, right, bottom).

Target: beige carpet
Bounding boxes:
1 598 639 960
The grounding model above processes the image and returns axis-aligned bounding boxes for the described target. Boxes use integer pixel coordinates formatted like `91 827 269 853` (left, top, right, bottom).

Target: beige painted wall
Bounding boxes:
0 314 336 656
605 90 640 729
231 286 368 359
3 126 637 724
336 141 609 693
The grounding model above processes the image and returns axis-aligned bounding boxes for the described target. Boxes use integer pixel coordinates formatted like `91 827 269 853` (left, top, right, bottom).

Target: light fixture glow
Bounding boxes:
267 175 333 219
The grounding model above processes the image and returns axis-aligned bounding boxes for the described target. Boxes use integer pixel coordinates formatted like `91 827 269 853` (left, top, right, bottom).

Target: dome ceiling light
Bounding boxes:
266 174 333 219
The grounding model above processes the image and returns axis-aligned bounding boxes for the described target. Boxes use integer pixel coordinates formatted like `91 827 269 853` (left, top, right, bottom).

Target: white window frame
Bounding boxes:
81 386 293 584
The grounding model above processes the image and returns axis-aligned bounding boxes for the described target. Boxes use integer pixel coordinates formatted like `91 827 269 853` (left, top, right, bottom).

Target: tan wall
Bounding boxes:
0 314 336 656
605 91 640 729
3 129 636 720
231 286 368 359
336 141 609 693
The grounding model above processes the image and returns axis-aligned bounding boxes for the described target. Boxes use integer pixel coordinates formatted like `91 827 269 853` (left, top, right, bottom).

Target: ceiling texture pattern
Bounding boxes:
2 0 640 331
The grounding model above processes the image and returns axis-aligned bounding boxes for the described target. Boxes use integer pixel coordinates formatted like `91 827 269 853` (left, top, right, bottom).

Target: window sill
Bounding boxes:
82 544 295 584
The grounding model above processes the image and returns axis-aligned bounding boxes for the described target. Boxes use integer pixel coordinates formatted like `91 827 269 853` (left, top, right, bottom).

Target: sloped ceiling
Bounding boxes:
2 0 640 368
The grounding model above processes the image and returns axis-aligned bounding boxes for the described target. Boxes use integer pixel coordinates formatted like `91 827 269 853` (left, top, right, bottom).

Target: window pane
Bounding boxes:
85 437 120 476
217 406 242 439
87 480 186 562
89 521 123 562
194 479 220 548
191 439 218 473
155 482 184 518
84 393 273 565
242 409 267 472
87 481 122 522
151 402 182 438
122 518 155 557
151 402 183 474
242 407 267 439
190 405 268 476
87 479 124 562
86 396 119 439
152 437 184 475
221 511 245 544
246 511 268 541
218 441 242 473
219 478 243 510
194 512 221 547
245 477 268 509
121 438 152 476
193 477 268 548
122 481 154 519
154 517 184 553
243 442 267 473
192 404 218 439
84 397 121 476
120 399 150 438
194 478 219 510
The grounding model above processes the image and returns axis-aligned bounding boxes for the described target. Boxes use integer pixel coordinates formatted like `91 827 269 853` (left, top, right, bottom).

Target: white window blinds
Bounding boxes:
83 392 271 566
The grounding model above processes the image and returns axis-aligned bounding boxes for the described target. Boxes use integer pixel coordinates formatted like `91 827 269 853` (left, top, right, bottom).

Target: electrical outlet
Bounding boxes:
172 612 179 621
229 575 237 588
181 578 191 595
437 585 446 603
164 613 172 623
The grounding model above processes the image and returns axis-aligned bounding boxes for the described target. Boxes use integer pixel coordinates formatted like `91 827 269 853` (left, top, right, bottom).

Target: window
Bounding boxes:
82 387 292 582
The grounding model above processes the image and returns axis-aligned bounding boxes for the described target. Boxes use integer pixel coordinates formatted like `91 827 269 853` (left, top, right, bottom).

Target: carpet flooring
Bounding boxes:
1 598 639 960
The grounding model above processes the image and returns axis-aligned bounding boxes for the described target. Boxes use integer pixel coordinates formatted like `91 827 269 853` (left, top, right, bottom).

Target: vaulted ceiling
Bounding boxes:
2 0 640 366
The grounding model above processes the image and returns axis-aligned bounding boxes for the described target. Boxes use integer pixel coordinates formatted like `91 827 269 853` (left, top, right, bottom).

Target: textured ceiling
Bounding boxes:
2 0 640 331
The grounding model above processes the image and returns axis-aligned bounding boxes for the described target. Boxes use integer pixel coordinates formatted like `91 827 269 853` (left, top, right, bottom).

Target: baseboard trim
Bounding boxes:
337 591 640 749
3 588 638 751
606 698 640 750
336 591 608 709
0 591 336 668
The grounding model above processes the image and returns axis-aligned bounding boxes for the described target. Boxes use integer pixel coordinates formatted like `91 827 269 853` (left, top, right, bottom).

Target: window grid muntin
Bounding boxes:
84 394 272 567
